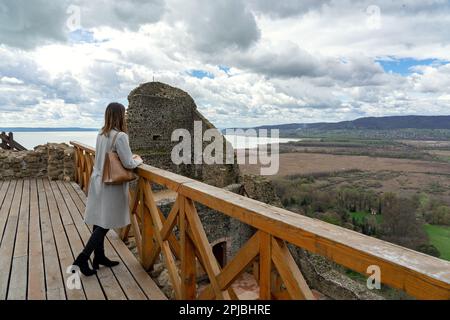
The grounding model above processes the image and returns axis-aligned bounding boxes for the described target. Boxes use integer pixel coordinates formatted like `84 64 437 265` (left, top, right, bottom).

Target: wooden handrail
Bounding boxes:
70 141 450 300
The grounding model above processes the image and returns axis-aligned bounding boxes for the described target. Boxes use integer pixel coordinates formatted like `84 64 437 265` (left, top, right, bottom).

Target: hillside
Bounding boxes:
226 115 450 140
248 115 450 131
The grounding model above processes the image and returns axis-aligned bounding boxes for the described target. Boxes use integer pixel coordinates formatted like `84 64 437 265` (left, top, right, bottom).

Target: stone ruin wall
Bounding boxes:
0 143 75 181
127 82 240 188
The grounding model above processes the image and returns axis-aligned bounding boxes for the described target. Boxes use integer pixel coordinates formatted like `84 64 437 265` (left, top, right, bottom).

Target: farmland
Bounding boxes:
239 137 450 262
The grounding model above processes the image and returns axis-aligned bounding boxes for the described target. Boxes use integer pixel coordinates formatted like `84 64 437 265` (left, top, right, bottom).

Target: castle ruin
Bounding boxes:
127 82 240 188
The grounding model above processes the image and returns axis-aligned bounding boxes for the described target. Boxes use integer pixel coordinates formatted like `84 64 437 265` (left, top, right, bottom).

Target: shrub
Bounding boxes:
428 206 450 225
416 244 441 258
316 211 342 226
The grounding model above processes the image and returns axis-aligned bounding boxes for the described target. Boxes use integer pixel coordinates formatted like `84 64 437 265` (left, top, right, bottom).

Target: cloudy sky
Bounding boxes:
0 0 450 128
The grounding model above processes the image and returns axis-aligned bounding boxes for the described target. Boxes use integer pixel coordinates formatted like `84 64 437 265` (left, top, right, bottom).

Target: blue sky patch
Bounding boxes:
68 29 96 43
219 65 231 74
187 69 215 79
377 58 446 76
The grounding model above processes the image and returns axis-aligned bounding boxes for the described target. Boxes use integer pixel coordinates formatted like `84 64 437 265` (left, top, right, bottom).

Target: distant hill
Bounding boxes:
242 115 450 131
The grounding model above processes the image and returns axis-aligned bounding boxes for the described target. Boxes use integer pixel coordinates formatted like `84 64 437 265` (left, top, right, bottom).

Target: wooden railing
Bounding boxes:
0 132 27 151
70 141 450 300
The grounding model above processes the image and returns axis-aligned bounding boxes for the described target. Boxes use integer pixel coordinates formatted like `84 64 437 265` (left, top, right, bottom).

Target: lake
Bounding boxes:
11 131 300 150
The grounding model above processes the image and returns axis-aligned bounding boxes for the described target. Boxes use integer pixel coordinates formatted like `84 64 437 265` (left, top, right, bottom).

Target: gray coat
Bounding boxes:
84 129 143 229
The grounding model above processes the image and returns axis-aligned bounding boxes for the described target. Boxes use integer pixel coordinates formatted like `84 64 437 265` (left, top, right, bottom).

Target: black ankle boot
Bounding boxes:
93 249 120 270
73 253 96 276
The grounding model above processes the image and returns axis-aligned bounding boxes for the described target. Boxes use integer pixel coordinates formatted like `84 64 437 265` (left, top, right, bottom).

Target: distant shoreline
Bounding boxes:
0 127 100 132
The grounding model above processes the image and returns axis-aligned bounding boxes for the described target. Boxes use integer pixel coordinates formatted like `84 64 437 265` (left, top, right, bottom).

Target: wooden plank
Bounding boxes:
176 180 450 300
53 181 105 300
120 189 139 242
65 224 106 300
107 231 167 300
131 208 143 258
53 182 137 300
184 198 229 300
0 180 16 245
99 235 148 300
139 184 148 267
73 146 79 183
63 180 166 300
0 132 27 151
272 289 291 300
198 231 260 300
141 198 154 270
63 180 157 299
271 237 314 300
85 154 94 195
70 141 96 154
12 179 29 258
27 179 46 300
142 180 182 299
136 164 194 191
50 181 126 301
160 199 179 242
147 202 181 268
72 183 148 303
259 232 271 300
43 179 86 300
49 180 97 299
8 179 30 299
37 178 66 300
0 180 10 208
0 179 22 299
180 197 196 299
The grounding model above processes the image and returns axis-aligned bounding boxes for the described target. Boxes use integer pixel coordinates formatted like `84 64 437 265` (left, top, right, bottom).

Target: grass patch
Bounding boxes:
424 224 450 261
351 211 383 224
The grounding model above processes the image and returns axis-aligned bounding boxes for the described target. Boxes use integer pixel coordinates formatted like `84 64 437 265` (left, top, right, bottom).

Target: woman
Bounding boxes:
73 102 143 276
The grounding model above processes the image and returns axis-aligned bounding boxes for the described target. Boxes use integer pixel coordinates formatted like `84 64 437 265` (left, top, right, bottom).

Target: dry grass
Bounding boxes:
240 152 450 177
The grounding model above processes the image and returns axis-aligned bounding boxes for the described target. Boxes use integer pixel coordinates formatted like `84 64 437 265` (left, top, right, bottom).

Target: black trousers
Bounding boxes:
82 225 109 257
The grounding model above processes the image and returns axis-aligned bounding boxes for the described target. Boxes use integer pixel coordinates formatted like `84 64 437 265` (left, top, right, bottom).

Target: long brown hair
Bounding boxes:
100 102 128 136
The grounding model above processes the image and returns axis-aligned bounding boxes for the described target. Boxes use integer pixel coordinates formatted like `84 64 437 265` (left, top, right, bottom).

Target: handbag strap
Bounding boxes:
110 130 120 152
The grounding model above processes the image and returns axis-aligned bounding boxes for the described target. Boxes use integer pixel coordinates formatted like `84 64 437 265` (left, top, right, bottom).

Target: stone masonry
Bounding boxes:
0 143 74 181
127 82 240 188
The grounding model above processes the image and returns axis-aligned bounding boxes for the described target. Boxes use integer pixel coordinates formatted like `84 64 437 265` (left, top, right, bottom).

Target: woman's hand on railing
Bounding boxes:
132 154 143 164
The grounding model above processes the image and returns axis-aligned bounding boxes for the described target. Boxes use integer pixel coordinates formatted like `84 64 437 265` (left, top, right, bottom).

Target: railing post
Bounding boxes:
180 196 197 299
80 150 86 192
140 179 154 270
259 231 272 300
85 152 94 195
73 146 79 183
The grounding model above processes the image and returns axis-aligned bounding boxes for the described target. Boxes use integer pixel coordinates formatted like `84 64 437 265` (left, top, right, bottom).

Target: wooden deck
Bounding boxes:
0 178 166 300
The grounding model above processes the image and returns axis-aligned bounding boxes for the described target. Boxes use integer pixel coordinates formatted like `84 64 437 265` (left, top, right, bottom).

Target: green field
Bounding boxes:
351 211 383 224
424 224 450 261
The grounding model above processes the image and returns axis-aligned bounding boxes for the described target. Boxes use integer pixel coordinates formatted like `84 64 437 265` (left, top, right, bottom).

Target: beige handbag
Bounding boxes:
102 131 137 185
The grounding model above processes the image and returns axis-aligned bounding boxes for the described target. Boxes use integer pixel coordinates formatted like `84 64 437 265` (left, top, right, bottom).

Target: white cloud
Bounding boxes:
166 0 260 53
0 0 450 128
